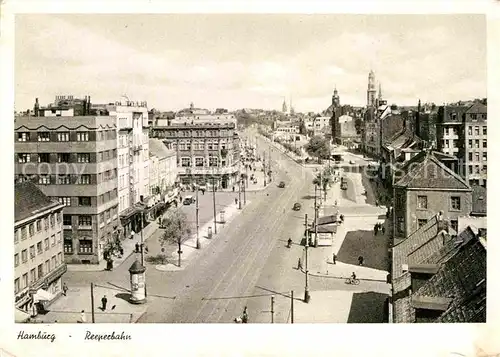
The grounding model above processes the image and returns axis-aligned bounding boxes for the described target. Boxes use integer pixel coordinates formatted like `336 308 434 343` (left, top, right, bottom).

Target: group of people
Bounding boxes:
374 222 385 236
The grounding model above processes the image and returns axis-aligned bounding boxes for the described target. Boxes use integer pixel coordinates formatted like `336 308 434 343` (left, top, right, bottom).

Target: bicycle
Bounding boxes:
345 277 360 285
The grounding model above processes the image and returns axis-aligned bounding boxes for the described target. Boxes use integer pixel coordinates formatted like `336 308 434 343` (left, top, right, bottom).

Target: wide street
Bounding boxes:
62 129 390 323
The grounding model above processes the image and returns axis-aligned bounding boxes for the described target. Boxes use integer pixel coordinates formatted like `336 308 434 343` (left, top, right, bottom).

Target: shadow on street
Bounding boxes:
336 230 390 271
347 291 389 323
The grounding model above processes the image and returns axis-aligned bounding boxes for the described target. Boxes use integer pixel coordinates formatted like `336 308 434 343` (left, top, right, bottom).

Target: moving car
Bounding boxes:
278 181 286 188
293 202 302 211
183 195 195 205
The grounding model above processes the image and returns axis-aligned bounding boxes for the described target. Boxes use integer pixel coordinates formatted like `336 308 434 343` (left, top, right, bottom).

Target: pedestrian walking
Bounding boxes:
297 258 303 270
101 295 108 311
201 189 205 195
235 198 238 205
232 186 235 192
79 310 86 323
135 242 140 253
358 256 364 266
130 230 135 240
381 225 385 235
242 306 248 323
62 283 68 296
333 254 337 265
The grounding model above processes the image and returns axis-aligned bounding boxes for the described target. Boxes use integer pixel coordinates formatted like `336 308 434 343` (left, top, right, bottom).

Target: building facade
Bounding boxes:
148 138 178 200
151 116 241 189
15 101 119 264
15 182 66 318
463 102 487 187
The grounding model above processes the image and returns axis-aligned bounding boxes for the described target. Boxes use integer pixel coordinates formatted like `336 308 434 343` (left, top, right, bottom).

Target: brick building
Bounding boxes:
15 182 66 320
15 102 119 265
392 150 472 243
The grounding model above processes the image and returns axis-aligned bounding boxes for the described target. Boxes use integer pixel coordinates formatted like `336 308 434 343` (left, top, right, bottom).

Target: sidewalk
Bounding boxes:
36 284 149 323
152 201 249 272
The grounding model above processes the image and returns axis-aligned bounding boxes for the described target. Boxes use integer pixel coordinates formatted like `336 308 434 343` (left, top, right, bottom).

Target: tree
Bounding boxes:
305 136 331 163
159 209 192 267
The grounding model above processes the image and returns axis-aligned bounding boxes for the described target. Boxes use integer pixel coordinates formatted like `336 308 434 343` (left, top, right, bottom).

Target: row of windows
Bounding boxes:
416 218 458 232
99 207 119 226
14 213 61 244
16 171 116 186
98 189 118 206
468 139 487 149
64 238 93 254
14 252 64 293
467 126 487 136
468 165 487 175
16 150 117 164
416 195 462 211
16 130 116 142
468 152 487 162
15 232 62 266
180 157 220 167
160 129 234 138
173 141 232 151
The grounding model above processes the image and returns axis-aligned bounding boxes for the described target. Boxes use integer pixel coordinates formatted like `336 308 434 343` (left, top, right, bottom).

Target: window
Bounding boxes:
29 245 35 259
17 132 30 142
76 132 89 141
17 153 31 163
59 197 71 206
469 165 473 174
482 152 487 161
22 273 28 289
37 132 50 142
37 264 43 278
469 153 473 161
51 234 56 247
50 214 55 227
14 229 19 243
418 219 428 228
57 252 62 265
78 175 91 185
14 253 19 267
78 197 91 206
37 241 43 254
467 126 472 135
475 166 480 174
57 153 70 163
195 157 204 167
14 278 20 293
51 256 56 269
45 260 50 273
44 238 49 251
38 153 50 163
444 139 449 148
57 132 70 141
21 227 27 240
78 215 92 227
63 215 72 226
64 238 73 254
483 126 487 135
475 153 480 162
397 217 404 234
57 175 71 185
79 239 93 254
21 249 27 262
36 220 41 231
38 175 50 185
181 157 191 167
475 139 480 148
28 223 34 236
208 141 214 150
468 140 473 149
450 196 461 211
483 165 487 174
58 231 62 243
77 153 90 163
483 140 487 148
450 220 458 234
417 195 427 209
474 126 480 135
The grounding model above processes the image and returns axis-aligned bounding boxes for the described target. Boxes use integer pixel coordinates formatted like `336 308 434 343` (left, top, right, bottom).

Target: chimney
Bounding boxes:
87 96 91 115
83 96 87 116
34 98 40 117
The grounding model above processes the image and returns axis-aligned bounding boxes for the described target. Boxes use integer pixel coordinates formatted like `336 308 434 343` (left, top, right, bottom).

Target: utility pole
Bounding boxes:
314 186 318 247
290 290 294 323
245 165 249 188
196 185 200 249
271 295 275 323
263 153 267 187
212 176 217 234
238 178 242 209
268 146 271 182
90 282 95 323
304 214 310 303
243 179 246 205
140 211 144 266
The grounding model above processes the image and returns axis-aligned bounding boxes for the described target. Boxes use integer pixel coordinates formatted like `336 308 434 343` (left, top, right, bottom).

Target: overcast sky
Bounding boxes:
15 14 486 112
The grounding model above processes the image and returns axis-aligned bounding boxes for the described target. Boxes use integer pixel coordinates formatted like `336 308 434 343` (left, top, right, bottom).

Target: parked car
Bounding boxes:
293 202 302 211
183 195 195 205
349 160 356 164
341 182 348 190
278 181 286 188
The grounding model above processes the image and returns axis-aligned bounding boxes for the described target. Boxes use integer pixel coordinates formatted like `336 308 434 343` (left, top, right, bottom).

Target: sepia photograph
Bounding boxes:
12 13 487 326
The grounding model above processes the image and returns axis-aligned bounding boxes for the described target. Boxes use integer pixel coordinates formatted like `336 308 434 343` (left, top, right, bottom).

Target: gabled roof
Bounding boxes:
471 185 487 215
465 102 487 114
394 150 470 190
15 182 61 223
149 138 175 159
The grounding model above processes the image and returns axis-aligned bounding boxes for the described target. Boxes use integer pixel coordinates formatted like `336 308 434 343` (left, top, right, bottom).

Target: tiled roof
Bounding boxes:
317 215 339 225
471 185 487 215
15 182 60 223
149 138 175 159
465 102 487 114
392 215 442 293
394 150 470 190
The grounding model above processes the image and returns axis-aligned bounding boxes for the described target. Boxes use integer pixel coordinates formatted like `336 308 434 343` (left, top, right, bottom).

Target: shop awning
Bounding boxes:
15 307 31 322
33 289 55 302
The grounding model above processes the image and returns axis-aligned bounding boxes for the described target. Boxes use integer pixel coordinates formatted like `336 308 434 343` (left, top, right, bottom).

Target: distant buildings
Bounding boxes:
150 106 240 189
15 98 119 264
15 182 66 319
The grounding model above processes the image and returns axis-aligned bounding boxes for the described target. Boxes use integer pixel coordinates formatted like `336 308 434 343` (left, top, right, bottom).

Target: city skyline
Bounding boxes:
15 14 486 112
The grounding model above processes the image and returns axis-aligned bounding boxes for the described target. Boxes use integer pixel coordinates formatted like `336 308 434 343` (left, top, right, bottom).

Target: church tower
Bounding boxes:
332 86 340 107
282 97 288 114
367 70 376 107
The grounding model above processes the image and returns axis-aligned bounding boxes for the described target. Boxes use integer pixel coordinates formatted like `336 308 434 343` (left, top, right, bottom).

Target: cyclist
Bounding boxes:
351 272 357 281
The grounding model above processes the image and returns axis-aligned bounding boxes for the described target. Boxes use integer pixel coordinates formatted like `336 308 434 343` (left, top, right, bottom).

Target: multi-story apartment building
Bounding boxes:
151 114 240 189
15 182 66 318
148 138 178 212
106 101 150 237
463 102 487 187
15 98 119 265
392 149 473 243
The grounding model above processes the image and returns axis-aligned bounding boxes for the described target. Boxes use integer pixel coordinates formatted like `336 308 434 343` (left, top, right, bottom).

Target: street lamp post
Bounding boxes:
304 213 310 303
243 178 246 205
196 185 200 249
263 154 267 187
238 178 242 209
212 175 217 235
